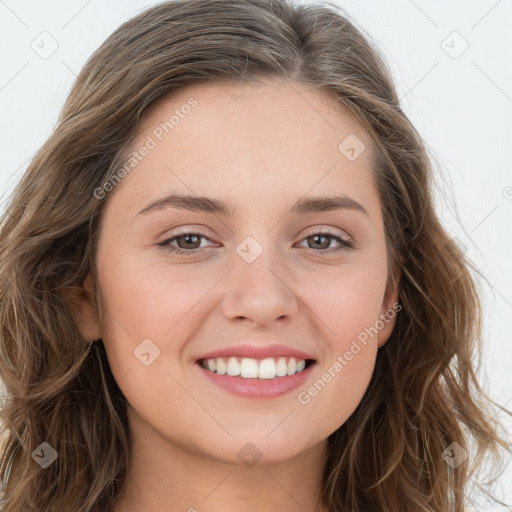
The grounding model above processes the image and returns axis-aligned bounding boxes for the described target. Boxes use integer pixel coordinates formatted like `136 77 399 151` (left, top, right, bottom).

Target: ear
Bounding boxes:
62 273 102 343
377 258 402 349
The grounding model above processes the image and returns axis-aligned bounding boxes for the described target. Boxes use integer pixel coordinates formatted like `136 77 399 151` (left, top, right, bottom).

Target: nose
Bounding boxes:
220 253 300 328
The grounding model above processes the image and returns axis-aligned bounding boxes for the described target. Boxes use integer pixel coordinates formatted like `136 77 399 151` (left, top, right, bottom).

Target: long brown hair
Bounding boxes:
1 1 510 510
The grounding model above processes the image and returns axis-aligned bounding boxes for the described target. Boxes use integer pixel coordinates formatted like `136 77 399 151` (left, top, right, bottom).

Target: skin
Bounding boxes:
67 78 400 512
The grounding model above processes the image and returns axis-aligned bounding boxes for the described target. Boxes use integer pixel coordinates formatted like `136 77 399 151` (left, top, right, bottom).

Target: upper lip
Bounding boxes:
196 343 316 362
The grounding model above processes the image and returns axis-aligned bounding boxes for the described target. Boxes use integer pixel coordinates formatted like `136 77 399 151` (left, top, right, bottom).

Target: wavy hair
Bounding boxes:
0 0 510 510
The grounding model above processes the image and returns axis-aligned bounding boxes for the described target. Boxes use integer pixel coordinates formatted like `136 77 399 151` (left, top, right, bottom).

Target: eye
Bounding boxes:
156 227 354 256
295 228 354 254
157 230 214 255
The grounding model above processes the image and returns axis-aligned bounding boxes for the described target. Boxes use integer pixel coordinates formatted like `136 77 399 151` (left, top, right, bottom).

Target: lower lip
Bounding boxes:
196 362 316 399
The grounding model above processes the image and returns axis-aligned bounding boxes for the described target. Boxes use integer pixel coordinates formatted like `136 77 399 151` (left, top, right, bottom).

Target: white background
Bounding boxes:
0 0 510 508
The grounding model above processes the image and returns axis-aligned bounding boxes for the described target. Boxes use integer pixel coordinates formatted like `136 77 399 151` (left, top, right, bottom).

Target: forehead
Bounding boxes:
103 79 380 221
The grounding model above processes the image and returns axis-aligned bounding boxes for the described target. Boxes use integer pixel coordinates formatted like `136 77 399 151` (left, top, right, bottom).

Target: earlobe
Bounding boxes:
62 273 102 343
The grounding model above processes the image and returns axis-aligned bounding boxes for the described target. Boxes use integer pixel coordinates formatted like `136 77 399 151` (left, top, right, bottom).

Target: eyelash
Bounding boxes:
156 228 355 256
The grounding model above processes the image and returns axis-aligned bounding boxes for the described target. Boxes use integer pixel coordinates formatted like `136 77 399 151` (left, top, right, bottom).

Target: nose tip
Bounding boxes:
221 262 299 327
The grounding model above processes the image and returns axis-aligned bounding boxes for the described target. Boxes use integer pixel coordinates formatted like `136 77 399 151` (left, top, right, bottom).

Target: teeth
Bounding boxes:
276 357 288 376
226 356 240 376
258 358 276 379
216 358 226 375
240 357 258 378
200 356 310 379
287 357 296 375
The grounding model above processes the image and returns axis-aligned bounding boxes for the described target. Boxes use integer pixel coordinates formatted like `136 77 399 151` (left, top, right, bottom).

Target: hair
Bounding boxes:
0 0 510 510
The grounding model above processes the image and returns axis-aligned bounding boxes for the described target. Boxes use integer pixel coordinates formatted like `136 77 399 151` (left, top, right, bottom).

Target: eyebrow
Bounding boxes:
136 193 369 218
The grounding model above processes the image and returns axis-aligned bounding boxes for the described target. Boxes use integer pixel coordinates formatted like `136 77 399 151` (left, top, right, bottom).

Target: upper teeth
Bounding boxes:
201 356 307 379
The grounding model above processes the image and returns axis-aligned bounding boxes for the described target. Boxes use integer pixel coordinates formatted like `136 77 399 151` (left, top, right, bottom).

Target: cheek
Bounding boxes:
95 247 221 386
299 262 387 345
97 248 199 335
291 262 385 429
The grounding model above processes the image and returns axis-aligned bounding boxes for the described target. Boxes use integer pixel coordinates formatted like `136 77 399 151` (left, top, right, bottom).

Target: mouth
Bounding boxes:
195 355 317 399
196 356 316 379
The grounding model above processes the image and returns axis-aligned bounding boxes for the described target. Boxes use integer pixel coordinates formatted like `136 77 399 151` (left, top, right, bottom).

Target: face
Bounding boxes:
72 79 399 466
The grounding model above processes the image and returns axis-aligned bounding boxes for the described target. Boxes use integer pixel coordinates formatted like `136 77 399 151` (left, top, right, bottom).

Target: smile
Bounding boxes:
199 356 314 379
196 356 316 399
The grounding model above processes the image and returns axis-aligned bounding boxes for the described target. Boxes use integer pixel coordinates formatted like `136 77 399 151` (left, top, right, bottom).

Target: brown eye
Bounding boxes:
306 234 332 250
157 228 354 257
297 230 354 254
157 231 213 255
174 234 202 250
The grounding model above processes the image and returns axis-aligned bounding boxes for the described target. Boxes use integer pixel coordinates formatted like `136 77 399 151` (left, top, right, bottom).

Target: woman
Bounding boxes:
0 1 510 511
